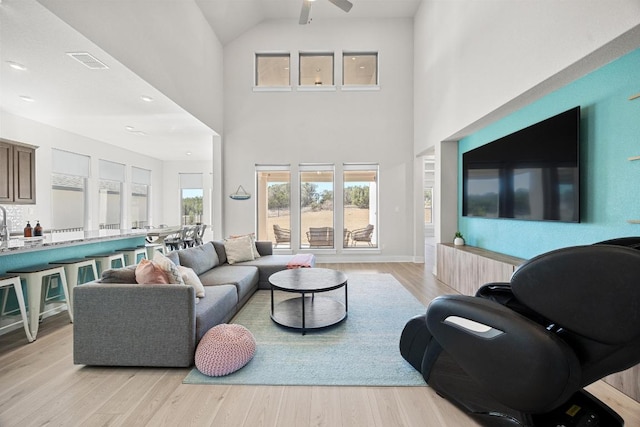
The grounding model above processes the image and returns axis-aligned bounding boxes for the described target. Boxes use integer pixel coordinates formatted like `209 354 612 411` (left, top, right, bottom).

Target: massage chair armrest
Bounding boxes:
425 295 581 413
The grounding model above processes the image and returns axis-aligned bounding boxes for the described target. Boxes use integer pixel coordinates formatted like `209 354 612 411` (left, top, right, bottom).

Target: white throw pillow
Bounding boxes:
153 251 185 284
228 233 261 259
224 235 255 264
178 265 206 298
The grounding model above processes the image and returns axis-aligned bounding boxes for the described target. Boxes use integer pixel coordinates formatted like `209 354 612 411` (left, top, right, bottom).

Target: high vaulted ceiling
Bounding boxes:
196 0 422 45
0 0 421 162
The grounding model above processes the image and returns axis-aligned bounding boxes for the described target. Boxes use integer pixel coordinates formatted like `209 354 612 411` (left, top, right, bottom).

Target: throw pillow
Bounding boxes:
165 250 180 266
135 259 169 284
178 265 206 298
153 251 185 284
228 233 261 259
223 235 255 264
177 242 219 275
100 265 137 283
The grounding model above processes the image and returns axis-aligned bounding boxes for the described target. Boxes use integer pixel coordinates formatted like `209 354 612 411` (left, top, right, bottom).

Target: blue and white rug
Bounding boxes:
183 273 428 386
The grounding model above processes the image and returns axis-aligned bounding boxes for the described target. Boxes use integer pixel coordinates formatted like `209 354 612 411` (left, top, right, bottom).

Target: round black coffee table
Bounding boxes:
269 268 348 335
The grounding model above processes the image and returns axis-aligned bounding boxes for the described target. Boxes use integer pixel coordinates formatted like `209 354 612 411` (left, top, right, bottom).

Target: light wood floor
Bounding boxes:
1 260 638 426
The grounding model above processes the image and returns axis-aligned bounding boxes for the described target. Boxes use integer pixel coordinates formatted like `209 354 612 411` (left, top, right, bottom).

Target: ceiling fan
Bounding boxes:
299 0 353 25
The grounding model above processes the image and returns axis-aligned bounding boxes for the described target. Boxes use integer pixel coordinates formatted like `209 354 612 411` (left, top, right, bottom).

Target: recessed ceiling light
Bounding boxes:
19 95 34 102
134 131 146 136
140 95 154 102
7 61 27 71
125 126 135 131
186 151 192 156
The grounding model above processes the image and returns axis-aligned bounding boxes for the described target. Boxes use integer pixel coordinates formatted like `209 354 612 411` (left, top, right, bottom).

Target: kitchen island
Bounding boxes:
0 229 147 340
0 229 147 273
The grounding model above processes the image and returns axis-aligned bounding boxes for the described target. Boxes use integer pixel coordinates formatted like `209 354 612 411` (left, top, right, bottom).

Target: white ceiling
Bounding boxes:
196 0 422 44
0 0 420 162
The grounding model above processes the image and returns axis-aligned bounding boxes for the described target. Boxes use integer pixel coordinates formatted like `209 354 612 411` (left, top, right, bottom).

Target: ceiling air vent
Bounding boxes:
66 52 109 70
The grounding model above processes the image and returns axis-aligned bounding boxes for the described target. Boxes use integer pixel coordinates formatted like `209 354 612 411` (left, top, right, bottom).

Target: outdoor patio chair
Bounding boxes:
351 224 374 246
273 224 291 247
343 228 351 247
306 227 334 247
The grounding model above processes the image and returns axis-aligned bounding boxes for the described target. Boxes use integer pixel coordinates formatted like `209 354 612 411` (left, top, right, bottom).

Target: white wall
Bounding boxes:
39 0 225 134
223 18 415 261
413 0 640 245
0 111 165 232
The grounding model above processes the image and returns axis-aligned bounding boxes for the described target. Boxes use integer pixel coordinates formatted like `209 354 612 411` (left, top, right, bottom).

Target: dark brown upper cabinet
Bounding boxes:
0 139 36 204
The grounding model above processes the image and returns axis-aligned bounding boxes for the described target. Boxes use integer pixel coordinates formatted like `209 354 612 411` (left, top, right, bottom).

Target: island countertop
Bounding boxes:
0 229 150 275
0 229 148 257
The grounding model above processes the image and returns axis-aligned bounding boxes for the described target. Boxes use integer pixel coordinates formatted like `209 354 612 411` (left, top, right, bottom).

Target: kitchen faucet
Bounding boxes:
0 205 8 247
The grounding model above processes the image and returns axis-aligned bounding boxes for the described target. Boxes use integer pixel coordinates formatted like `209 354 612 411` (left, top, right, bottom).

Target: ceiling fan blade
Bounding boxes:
328 0 353 13
299 0 312 24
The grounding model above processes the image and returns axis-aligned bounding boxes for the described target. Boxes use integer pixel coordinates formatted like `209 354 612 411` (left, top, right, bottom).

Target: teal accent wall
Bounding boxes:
458 48 640 259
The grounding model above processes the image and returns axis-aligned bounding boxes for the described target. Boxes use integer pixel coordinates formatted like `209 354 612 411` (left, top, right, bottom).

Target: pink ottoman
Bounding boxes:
195 324 256 376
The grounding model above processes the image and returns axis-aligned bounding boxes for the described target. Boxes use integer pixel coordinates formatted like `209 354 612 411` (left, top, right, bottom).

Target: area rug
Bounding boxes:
183 273 428 386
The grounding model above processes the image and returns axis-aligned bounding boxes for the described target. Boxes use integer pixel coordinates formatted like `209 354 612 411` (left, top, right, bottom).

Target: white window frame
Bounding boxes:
298 51 336 92
341 51 380 91
131 166 151 228
343 163 379 249
256 164 291 248
299 164 335 250
180 173 204 226
254 52 292 92
51 149 90 231
98 159 125 231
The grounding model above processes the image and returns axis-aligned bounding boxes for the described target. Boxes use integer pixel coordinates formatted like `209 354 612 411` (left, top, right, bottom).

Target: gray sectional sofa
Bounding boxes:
73 241 313 367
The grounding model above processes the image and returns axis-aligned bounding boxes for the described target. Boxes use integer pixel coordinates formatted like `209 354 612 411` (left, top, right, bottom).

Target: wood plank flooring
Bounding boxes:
1 260 638 426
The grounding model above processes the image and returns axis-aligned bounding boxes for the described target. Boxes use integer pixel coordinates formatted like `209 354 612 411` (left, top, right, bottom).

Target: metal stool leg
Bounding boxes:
0 275 33 342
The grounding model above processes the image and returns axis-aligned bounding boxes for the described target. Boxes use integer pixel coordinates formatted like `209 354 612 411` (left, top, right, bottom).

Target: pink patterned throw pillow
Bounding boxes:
134 259 169 284
195 324 256 377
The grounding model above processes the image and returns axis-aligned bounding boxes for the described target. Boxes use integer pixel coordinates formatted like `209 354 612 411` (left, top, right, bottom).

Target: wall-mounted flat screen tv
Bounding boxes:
462 106 580 222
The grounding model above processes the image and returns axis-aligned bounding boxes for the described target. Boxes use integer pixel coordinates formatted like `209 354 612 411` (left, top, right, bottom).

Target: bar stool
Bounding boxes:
49 258 99 316
119 246 148 265
6 265 71 341
145 243 165 260
87 252 126 276
0 274 34 342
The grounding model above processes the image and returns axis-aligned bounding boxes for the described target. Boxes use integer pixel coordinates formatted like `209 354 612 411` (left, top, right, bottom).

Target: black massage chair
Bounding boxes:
400 241 640 426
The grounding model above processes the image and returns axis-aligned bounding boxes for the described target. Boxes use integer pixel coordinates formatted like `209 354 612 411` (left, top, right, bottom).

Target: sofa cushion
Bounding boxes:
199 265 259 304
254 241 273 256
213 240 227 265
237 255 315 288
135 259 170 284
223 236 255 264
177 242 219 275
195 284 238 342
178 265 205 298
